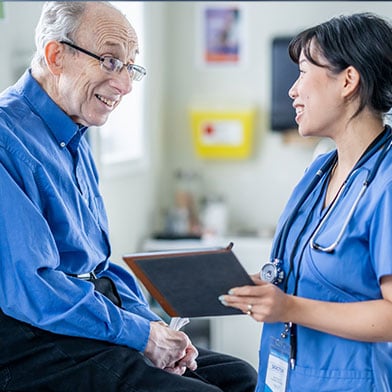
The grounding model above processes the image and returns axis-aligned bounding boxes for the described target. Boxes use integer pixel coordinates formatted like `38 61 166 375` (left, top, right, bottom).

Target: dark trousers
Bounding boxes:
0 310 257 392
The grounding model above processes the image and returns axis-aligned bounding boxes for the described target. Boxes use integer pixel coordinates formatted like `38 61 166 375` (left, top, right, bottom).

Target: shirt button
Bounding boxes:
60 142 66 148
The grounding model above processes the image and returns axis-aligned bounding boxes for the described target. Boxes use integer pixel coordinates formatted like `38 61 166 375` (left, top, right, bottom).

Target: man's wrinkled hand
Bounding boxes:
143 321 198 375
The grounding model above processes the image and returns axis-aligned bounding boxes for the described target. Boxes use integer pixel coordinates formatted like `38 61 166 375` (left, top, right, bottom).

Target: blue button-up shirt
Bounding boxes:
0 70 159 351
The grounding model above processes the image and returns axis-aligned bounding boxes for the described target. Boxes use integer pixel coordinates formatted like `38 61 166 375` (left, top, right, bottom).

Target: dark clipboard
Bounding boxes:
122 243 254 317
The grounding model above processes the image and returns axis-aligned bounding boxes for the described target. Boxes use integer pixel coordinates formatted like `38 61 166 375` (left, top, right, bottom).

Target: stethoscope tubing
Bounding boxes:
268 127 392 370
309 181 366 252
271 154 337 261
272 127 392 264
310 137 392 253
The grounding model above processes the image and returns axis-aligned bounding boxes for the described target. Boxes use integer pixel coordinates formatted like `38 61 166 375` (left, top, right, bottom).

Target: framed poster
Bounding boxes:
199 3 244 66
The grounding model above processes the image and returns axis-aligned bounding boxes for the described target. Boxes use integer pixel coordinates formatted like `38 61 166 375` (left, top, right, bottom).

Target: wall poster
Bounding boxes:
199 3 244 66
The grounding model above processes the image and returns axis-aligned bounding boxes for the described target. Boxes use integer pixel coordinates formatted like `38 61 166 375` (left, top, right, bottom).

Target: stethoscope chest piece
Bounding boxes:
260 258 284 284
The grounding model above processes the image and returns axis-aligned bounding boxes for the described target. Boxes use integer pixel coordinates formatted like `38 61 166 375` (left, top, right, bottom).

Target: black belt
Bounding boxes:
69 272 122 307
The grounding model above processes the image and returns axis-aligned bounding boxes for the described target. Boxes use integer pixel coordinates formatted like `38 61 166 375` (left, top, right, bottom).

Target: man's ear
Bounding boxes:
44 41 65 75
342 65 360 99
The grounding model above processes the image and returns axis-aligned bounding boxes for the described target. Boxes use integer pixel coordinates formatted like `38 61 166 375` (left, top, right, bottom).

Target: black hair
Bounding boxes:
288 13 392 118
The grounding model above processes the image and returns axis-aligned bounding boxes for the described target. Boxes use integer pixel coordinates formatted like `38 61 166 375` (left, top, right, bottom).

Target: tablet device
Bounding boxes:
123 243 254 317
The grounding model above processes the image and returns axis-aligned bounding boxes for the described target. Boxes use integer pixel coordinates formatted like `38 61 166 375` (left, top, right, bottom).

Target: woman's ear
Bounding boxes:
44 41 64 76
342 65 360 98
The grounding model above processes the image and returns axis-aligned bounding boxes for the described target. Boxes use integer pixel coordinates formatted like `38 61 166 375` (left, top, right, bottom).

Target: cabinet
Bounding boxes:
142 236 272 369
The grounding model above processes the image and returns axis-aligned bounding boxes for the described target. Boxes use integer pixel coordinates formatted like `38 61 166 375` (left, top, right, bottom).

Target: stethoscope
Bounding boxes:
260 126 392 286
258 125 392 369
310 133 392 253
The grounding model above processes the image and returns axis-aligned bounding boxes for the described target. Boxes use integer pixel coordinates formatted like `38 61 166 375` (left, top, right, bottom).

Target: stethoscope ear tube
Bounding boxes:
309 181 367 253
262 127 392 371
311 135 392 253
263 153 337 286
272 155 337 262
267 126 392 282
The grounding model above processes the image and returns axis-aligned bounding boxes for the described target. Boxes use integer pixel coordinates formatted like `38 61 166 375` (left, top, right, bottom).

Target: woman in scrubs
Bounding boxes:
220 13 392 391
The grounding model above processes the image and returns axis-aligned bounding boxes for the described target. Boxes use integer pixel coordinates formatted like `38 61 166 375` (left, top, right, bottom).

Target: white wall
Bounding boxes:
2 2 392 263
159 1 392 237
0 2 43 91
99 2 167 263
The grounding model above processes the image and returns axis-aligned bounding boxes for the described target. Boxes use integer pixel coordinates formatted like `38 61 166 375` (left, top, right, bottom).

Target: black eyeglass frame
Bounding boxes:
60 40 146 81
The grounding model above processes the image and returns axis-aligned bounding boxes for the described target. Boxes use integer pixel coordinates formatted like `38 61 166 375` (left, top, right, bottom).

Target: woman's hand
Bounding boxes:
219 274 293 323
220 273 392 343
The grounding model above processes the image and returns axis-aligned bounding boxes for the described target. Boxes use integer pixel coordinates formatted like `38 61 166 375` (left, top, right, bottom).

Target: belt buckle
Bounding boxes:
76 272 96 280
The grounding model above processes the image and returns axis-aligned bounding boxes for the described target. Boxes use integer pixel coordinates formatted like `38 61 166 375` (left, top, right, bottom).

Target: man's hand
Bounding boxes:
143 321 198 375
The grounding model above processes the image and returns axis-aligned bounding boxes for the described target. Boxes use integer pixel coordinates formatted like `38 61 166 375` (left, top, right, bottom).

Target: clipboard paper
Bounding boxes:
123 243 254 318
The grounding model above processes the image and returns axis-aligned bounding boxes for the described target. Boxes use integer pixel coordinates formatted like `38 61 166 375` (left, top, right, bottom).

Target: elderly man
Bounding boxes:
0 2 257 391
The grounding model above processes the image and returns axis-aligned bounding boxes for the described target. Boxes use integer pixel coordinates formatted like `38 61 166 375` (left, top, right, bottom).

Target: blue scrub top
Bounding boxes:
257 141 392 391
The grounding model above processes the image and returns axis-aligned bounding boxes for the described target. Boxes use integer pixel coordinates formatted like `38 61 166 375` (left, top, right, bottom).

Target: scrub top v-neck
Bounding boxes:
256 135 392 391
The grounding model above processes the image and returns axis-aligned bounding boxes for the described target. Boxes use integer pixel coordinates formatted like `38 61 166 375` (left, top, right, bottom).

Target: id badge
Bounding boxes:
264 338 290 392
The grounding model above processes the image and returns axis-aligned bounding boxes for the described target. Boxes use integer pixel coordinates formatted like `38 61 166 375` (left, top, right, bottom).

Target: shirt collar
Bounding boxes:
15 70 86 150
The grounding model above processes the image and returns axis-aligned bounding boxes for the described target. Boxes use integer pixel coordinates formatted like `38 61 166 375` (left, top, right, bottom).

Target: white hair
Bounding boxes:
31 1 115 69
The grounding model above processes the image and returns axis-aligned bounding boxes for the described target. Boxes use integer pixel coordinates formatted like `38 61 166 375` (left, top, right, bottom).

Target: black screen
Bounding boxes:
270 36 299 132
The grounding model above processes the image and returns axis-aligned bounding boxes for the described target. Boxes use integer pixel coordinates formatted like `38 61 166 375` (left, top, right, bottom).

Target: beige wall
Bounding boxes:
158 1 392 237
2 2 392 264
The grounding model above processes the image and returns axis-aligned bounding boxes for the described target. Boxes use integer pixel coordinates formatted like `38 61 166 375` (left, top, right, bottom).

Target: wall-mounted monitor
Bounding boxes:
270 36 299 132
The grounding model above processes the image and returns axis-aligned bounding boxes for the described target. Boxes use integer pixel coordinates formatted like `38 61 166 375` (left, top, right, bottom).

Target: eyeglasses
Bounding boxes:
60 41 146 81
